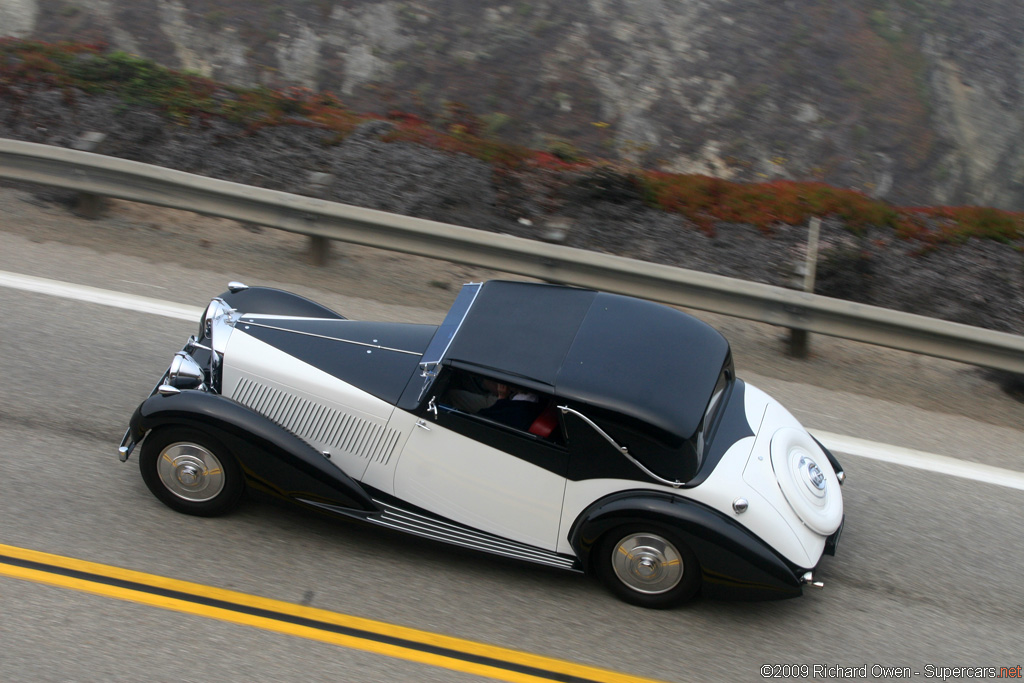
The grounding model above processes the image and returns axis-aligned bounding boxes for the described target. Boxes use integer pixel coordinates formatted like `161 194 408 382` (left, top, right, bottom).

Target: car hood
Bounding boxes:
230 315 438 404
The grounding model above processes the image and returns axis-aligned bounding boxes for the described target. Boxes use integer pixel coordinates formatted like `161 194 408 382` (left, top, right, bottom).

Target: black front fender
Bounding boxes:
569 491 803 600
217 286 345 319
130 390 376 513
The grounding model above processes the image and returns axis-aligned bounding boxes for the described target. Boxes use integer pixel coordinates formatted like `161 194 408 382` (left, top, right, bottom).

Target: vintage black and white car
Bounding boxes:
120 280 845 608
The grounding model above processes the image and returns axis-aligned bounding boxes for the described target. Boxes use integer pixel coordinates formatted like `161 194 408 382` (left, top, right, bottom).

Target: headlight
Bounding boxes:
770 428 843 535
167 351 206 390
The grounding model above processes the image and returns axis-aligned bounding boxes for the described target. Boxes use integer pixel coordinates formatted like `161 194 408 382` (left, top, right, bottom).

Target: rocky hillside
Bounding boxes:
3 0 1023 211
1 42 1022 347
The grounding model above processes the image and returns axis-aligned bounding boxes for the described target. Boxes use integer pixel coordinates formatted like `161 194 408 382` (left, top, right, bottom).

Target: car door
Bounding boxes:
389 399 569 551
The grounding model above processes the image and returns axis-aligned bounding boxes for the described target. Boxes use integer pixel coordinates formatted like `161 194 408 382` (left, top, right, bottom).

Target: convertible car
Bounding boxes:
119 280 845 608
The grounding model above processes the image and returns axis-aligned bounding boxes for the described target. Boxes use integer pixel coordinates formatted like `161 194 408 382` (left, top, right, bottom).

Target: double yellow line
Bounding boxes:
0 543 668 683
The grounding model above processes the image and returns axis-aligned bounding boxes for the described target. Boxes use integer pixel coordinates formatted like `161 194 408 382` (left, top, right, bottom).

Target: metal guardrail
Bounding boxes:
2 137 1023 373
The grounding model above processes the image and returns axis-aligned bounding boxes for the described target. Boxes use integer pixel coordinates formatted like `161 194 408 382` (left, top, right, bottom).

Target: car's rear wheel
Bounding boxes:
139 427 244 517
595 525 701 608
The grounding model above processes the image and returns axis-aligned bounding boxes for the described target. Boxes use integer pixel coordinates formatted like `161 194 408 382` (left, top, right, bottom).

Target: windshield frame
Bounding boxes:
413 282 482 401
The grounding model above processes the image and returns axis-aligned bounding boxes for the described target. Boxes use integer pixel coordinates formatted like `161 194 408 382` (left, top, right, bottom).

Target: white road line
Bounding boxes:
812 430 1024 492
3 270 1023 491
0 270 202 321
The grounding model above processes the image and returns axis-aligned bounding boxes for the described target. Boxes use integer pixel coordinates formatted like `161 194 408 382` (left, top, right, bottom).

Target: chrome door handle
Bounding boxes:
415 419 431 431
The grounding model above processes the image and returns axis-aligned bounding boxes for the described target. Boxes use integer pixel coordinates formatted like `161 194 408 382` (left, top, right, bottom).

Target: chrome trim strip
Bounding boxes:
238 320 422 356
295 499 375 520
381 507 548 556
295 497 580 571
558 404 683 488
375 500 578 570
374 519 577 570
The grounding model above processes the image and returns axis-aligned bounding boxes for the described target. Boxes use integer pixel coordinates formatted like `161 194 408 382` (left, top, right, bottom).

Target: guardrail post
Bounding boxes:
306 172 334 266
787 217 822 358
541 217 571 245
535 217 572 283
70 132 107 218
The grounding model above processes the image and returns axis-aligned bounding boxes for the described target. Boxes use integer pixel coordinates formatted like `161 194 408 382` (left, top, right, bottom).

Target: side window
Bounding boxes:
561 404 700 484
435 369 562 443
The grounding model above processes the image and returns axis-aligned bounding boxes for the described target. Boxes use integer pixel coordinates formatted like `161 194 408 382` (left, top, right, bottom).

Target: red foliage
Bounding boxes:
638 170 1022 245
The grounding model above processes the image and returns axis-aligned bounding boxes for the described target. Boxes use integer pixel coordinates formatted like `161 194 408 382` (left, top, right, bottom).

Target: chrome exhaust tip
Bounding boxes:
801 571 825 589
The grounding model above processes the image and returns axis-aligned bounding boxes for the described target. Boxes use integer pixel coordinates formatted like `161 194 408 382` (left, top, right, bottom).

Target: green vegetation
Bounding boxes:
203 10 227 28
545 138 582 163
1 39 1020 247
480 112 512 137
0 40 365 131
868 9 899 42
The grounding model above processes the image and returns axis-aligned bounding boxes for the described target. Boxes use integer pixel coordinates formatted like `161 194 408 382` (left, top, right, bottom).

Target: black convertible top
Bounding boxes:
443 281 731 440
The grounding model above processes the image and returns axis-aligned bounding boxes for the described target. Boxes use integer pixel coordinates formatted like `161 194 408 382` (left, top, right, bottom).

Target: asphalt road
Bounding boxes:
2 198 1023 682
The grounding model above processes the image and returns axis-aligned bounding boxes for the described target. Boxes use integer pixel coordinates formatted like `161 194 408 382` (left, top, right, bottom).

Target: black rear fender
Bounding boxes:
811 434 845 479
569 491 803 600
130 390 376 512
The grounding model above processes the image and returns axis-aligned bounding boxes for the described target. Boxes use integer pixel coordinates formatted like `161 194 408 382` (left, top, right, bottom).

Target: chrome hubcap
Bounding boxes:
156 442 226 502
611 533 684 595
796 453 828 499
178 464 200 486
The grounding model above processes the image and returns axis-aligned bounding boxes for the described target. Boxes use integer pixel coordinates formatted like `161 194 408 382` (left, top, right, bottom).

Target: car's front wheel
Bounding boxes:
139 427 244 517
595 525 701 608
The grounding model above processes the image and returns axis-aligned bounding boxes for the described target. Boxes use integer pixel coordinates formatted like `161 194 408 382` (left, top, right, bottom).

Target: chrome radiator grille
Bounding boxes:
231 377 399 465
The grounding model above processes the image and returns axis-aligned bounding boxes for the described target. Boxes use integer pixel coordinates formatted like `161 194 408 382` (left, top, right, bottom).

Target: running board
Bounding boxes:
297 497 580 572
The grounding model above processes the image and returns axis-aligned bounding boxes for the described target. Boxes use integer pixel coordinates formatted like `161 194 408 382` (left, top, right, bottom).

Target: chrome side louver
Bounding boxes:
232 377 399 465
